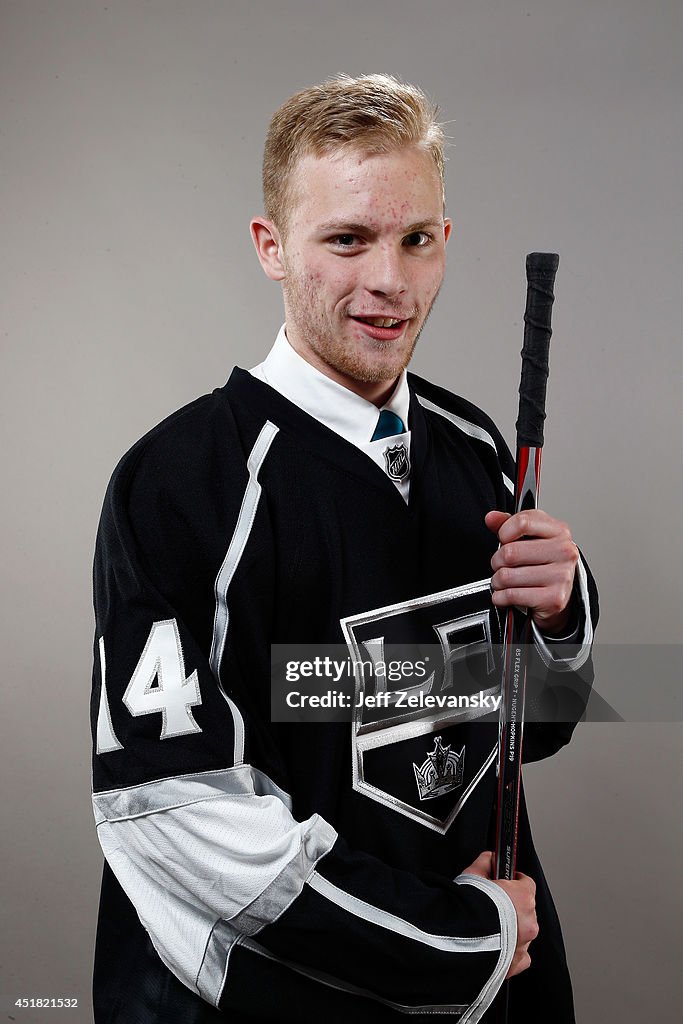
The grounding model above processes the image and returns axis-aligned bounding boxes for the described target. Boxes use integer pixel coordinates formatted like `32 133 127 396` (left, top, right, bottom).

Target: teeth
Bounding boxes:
359 317 402 327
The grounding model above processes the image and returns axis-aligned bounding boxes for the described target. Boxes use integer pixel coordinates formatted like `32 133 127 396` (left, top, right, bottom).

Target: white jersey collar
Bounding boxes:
250 324 410 447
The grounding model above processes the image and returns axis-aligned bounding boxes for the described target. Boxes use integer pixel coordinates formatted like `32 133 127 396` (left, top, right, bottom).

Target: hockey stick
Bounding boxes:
493 252 559 1020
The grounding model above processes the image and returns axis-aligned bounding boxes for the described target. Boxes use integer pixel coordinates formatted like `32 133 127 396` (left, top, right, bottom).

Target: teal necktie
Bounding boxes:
371 410 405 441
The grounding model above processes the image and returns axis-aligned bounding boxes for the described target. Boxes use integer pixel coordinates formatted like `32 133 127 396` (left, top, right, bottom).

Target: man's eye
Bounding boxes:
331 234 359 247
404 231 432 247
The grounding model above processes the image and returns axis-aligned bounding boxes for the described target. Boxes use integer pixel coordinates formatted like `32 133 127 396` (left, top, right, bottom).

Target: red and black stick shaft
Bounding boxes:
493 252 558 1017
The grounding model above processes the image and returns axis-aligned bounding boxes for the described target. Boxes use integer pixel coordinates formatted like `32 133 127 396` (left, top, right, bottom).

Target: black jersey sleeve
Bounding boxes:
91 418 517 1022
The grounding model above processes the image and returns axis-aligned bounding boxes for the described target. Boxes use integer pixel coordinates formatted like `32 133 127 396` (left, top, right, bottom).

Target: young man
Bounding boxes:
91 75 597 1023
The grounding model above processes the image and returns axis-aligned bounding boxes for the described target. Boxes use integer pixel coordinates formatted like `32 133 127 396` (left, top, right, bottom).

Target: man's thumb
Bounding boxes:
464 851 494 878
485 510 510 535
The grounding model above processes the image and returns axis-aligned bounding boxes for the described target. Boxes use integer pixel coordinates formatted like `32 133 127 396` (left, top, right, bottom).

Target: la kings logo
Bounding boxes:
340 579 501 833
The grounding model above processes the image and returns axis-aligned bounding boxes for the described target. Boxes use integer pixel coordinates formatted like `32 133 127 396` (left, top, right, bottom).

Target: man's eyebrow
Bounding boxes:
315 219 442 235
401 220 443 233
315 221 377 235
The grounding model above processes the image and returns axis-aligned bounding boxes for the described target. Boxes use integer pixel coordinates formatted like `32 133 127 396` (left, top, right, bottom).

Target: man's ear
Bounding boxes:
250 217 285 281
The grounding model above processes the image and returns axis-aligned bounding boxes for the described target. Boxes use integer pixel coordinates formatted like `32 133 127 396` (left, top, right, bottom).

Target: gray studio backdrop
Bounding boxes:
1 1 681 1020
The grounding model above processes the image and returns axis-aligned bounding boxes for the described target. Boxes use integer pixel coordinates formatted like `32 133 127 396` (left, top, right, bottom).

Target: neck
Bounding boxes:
331 374 399 408
286 336 399 408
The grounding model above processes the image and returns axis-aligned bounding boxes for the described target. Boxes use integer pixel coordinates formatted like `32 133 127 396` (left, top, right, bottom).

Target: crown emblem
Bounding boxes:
413 737 465 801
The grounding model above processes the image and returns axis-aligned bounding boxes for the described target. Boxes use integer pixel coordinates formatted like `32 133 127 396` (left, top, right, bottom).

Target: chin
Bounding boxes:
340 341 417 384
365 363 407 383
337 355 409 384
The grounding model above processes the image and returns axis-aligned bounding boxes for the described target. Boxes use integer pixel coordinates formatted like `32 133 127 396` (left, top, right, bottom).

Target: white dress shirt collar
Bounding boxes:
250 324 410 445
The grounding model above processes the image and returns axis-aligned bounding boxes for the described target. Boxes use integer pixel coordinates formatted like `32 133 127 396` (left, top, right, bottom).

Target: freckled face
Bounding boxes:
278 147 451 396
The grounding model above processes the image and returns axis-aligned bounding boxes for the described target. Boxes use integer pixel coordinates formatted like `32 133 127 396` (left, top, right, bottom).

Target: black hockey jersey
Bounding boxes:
91 367 597 1023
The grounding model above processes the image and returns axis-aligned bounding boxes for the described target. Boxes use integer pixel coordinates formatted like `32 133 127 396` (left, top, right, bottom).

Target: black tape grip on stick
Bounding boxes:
516 252 559 448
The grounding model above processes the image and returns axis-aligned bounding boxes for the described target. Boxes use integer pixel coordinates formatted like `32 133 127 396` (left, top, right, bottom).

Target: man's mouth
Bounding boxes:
352 315 405 328
348 315 411 342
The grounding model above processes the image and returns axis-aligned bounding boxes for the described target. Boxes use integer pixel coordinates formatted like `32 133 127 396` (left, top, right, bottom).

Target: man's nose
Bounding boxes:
365 245 408 298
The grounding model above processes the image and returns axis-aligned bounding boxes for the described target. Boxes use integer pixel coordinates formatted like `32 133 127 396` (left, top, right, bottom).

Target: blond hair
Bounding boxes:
262 73 446 236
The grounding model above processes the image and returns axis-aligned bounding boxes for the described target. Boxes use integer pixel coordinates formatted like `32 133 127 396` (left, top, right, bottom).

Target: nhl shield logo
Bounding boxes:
384 443 410 481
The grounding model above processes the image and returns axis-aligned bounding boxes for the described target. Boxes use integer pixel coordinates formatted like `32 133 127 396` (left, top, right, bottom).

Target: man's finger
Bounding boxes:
507 951 532 979
491 540 577 571
496 510 570 545
513 871 536 894
491 564 575 594
491 587 573 631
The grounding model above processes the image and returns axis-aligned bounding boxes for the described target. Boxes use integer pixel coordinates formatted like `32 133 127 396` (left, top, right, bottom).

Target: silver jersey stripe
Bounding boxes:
342 578 492 636
532 557 594 671
227 817 337 935
96 636 124 754
416 395 514 494
355 689 501 749
307 871 499 953
233 937 470 1016
454 874 517 1023
209 420 279 765
92 764 293 825
197 816 338 1004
